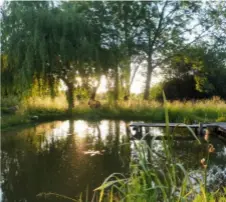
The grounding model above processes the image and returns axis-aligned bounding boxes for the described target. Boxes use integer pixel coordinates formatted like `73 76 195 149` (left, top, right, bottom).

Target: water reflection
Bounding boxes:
1 120 131 202
1 120 226 202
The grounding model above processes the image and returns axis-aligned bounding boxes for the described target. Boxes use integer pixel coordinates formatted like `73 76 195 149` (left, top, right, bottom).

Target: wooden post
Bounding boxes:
199 123 203 136
194 127 198 135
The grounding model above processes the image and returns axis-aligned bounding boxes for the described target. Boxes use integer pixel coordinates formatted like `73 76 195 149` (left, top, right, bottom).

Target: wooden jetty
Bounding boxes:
130 122 226 138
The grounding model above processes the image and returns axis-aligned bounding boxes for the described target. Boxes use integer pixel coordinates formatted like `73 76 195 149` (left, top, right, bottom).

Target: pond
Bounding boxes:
1 120 226 202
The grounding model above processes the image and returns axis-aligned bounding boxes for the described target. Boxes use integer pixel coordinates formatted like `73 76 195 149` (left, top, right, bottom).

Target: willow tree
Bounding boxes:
1 1 101 112
1 1 52 97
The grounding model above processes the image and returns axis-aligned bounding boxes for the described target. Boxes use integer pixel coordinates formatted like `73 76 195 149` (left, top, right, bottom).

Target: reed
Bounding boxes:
92 93 226 202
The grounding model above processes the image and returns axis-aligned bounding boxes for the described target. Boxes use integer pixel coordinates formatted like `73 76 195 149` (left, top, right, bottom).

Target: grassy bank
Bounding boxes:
1 96 226 131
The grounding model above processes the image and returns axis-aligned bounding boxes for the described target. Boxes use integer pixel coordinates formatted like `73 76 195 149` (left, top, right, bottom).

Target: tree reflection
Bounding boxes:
1 120 131 202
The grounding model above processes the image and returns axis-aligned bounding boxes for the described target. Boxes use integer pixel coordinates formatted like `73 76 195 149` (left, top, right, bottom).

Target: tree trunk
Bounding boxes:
65 82 75 114
114 66 119 100
124 11 131 99
124 59 131 99
143 56 153 100
90 80 100 100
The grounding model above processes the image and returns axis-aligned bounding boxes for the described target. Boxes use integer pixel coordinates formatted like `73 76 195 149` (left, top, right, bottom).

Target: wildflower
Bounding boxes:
208 144 215 153
200 158 207 169
204 129 209 142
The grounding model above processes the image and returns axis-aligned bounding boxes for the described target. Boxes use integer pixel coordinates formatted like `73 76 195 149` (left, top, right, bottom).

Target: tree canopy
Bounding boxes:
1 1 226 109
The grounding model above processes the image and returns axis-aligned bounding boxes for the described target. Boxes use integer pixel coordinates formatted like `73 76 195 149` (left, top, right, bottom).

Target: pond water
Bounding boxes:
1 120 226 202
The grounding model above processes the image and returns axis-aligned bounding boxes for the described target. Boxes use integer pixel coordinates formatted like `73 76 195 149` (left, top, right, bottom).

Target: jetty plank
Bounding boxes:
130 122 226 136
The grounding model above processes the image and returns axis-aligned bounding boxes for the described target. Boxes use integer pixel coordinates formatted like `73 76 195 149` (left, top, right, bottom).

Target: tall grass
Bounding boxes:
93 135 226 202
92 93 226 202
1 95 226 130
26 96 226 121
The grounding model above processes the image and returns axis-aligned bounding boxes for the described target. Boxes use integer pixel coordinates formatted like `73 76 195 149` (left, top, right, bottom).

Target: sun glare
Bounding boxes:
59 73 161 94
59 65 162 94
73 120 89 136
97 76 108 93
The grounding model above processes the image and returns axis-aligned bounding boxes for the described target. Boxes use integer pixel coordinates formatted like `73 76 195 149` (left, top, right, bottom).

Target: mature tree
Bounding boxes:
108 1 145 99
1 1 102 112
1 1 52 97
87 1 146 101
199 49 226 98
131 1 202 100
92 1 126 101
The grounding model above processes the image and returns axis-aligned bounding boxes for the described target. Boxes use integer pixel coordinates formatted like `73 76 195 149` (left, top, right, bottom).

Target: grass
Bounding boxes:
1 95 226 131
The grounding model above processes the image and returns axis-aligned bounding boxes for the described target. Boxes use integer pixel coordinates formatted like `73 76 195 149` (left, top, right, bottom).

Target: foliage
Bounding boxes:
1 1 105 111
149 83 163 100
1 1 225 103
161 46 226 99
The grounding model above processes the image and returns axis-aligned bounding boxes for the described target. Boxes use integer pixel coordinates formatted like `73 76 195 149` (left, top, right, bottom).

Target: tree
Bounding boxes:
1 1 102 112
87 1 145 101
131 1 201 100
2 0 225 105
1 1 53 97
109 1 145 99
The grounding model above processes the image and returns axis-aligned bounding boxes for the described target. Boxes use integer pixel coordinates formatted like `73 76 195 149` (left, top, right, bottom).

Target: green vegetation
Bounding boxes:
1 95 226 131
91 95 226 202
92 137 226 202
1 1 226 113
36 95 226 202
1 1 226 201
